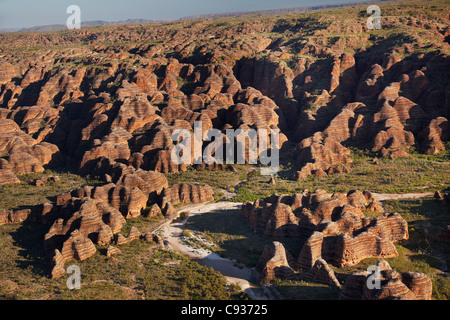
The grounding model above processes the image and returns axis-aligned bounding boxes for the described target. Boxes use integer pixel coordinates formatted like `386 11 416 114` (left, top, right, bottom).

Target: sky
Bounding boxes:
0 0 368 29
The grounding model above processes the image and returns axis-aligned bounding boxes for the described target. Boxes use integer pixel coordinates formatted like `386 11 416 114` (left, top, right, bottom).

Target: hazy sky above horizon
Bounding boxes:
0 0 368 29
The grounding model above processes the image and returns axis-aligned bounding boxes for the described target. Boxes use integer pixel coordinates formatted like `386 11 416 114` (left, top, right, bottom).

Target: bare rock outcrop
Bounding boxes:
340 260 433 300
255 241 296 285
50 230 97 279
0 208 32 226
296 210 407 269
293 134 353 181
0 63 20 85
56 168 169 219
160 183 214 206
420 117 449 155
79 127 132 174
116 226 142 246
44 197 126 278
106 245 122 257
0 0 448 293
0 169 21 185
243 190 410 286
242 190 386 241
308 258 341 287
0 120 62 180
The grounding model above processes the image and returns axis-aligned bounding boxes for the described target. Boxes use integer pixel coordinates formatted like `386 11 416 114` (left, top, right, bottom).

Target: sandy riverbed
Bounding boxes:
156 191 436 300
157 201 275 300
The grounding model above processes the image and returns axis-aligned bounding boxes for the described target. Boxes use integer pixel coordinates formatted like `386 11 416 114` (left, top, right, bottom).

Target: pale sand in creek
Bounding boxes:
157 201 276 300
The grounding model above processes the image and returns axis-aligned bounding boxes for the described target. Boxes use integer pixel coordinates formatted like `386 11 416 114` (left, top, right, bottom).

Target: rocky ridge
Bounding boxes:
0 0 448 297
0 1 448 185
242 190 433 299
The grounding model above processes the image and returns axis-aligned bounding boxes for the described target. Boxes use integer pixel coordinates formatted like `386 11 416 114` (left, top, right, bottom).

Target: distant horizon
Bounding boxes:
0 0 376 30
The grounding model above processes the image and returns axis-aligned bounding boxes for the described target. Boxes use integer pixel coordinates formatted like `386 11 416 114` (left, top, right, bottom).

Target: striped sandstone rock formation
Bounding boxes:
7 164 213 278
0 168 20 185
0 0 448 293
0 208 32 226
255 241 296 285
45 198 126 278
51 229 97 279
115 226 142 246
242 190 413 292
308 258 341 287
340 260 433 300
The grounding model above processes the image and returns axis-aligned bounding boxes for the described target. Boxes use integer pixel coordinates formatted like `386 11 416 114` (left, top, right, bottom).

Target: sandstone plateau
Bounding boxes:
0 0 448 300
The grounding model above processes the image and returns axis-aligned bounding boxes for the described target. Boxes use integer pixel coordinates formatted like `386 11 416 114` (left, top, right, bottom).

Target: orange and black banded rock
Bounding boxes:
243 190 410 284
255 241 296 285
340 260 433 300
401 271 433 300
115 226 142 246
0 169 20 186
50 229 97 279
160 183 214 206
106 245 122 257
146 203 162 218
45 197 127 278
308 258 341 287
0 208 32 225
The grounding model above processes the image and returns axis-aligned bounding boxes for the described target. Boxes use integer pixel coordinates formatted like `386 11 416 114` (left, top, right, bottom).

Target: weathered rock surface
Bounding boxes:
0 208 32 225
160 183 214 206
0 0 448 292
50 229 97 279
255 241 296 285
242 190 412 289
106 245 122 257
308 258 341 287
340 260 433 300
0 169 21 185
43 197 127 277
116 226 141 246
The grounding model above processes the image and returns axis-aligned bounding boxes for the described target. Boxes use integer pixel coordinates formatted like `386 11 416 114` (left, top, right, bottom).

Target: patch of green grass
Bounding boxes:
0 222 58 299
165 165 252 201
0 169 103 211
0 219 246 300
231 148 450 202
143 250 246 300
120 213 166 236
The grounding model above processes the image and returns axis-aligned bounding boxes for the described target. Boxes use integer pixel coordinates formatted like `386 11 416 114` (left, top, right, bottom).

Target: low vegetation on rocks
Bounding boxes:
0 0 449 300
184 191 449 300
